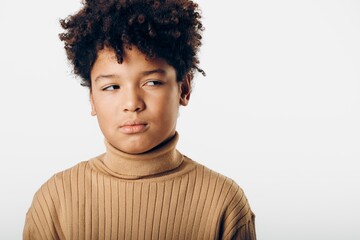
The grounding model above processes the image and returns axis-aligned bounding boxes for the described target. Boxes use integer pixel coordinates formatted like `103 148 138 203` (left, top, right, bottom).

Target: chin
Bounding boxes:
124 148 147 154
120 142 153 154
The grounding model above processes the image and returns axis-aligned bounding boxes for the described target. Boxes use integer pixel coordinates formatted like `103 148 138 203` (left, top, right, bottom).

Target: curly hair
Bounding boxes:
59 0 205 88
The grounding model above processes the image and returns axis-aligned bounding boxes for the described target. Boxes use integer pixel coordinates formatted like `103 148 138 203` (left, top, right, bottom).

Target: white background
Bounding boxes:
1 0 359 239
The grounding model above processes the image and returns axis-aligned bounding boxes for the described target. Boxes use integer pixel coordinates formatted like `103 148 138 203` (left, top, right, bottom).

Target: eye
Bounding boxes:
102 85 120 91
145 80 163 86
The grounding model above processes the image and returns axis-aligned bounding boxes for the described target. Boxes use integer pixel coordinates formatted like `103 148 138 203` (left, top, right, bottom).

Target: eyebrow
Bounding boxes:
94 74 117 82
141 68 166 76
94 68 167 82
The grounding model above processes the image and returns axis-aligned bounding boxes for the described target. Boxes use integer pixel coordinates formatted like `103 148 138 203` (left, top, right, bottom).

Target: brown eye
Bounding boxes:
103 85 120 91
145 80 163 86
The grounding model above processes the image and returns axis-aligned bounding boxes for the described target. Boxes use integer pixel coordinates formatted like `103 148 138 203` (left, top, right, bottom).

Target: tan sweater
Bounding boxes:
24 133 256 240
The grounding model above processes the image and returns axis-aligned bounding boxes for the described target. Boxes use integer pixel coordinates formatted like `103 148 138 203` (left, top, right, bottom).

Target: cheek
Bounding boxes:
94 99 118 126
155 95 180 124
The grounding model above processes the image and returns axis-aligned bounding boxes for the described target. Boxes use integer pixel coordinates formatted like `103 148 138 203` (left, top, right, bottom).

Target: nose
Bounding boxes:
122 87 145 112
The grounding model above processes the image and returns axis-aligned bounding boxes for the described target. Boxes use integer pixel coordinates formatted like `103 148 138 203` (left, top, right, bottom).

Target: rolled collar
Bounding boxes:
95 132 183 179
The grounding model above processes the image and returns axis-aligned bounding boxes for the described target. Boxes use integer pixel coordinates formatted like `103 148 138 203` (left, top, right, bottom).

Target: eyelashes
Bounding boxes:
145 80 163 86
102 85 120 91
101 80 163 91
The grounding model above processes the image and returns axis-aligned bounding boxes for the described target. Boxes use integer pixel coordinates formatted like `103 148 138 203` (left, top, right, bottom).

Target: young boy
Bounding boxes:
23 0 256 239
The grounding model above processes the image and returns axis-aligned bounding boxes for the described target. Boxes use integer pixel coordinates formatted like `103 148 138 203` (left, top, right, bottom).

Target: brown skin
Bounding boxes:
90 46 191 154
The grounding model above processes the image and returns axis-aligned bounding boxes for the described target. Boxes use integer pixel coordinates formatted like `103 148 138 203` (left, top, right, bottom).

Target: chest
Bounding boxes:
56 170 228 239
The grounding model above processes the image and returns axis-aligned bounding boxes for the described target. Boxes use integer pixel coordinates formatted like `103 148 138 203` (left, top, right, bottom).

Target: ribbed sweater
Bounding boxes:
23 133 256 240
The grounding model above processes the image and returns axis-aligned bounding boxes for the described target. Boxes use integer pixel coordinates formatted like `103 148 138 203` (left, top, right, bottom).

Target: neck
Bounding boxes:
101 132 183 179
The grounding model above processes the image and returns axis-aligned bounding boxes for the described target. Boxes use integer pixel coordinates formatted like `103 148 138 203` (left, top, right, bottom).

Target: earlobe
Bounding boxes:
90 93 97 116
179 74 191 106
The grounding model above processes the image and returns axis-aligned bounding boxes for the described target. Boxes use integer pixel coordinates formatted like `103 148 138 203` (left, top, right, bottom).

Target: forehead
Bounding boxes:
90 47 176 81
95 47 170 69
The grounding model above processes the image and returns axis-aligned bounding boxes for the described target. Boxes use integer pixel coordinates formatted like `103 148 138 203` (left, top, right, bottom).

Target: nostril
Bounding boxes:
122 93 145 112
124 105 144 112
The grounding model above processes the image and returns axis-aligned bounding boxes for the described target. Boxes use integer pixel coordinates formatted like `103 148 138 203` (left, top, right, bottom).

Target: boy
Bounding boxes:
23 0 256 239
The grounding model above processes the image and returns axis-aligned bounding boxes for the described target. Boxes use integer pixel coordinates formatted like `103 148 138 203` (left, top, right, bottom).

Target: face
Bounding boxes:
90 47 190 154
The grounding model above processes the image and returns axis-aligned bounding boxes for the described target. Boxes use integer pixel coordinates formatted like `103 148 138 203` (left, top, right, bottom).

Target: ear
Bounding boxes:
89 92 97 116
179 74 191 106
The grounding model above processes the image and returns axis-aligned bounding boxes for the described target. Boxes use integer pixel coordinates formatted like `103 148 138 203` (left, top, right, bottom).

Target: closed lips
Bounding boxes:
119 120 148 134
120 120 147 127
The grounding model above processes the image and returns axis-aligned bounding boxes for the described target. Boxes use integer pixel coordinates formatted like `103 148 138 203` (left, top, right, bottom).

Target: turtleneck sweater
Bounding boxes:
23 133 256 240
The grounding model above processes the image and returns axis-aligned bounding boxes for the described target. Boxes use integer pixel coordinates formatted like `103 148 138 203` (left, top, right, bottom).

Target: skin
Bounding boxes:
90 46 191 154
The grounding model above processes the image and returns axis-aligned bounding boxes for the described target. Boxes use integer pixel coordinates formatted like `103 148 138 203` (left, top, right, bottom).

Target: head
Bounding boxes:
59 0 205 153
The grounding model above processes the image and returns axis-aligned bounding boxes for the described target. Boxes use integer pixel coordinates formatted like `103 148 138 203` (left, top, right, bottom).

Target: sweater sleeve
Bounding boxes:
23 176 63 240
220 181 257 240
231 211 256 240
23 210 44 240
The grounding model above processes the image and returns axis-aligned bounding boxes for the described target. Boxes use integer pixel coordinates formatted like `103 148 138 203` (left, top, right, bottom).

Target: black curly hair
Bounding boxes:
59 0 205 88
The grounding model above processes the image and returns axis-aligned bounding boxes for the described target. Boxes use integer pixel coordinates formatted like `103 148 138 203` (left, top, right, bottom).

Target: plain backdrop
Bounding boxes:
1 0 360 239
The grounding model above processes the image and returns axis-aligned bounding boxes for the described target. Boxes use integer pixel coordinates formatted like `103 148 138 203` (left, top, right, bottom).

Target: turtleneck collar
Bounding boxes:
93 132 184 179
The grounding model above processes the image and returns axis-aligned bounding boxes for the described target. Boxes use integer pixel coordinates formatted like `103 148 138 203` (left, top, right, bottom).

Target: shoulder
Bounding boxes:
187 156 254 223
187 155 247 197
24 160 93 238
36 160 92 194
27 159 92 211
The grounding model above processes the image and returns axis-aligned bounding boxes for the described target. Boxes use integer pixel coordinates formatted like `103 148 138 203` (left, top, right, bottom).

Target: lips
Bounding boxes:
119 120 148 134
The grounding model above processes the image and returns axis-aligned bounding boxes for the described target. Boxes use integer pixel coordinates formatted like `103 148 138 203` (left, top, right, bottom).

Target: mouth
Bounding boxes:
119 120 148 134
